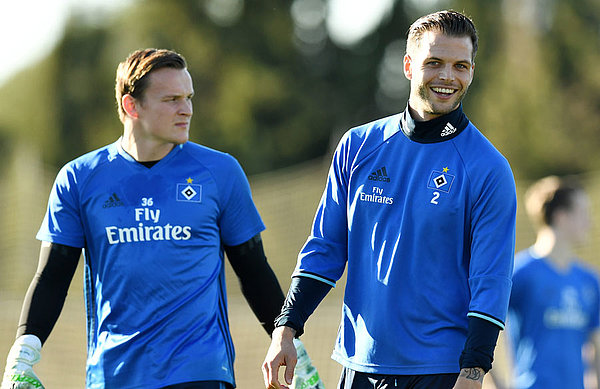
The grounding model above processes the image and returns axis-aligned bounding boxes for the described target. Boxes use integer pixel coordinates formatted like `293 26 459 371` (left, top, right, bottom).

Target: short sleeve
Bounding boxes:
36 164 86 248
217 156 265 246
588 275 600 330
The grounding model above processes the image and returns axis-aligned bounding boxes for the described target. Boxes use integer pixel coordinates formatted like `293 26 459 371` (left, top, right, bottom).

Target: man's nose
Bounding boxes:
439 64 455 81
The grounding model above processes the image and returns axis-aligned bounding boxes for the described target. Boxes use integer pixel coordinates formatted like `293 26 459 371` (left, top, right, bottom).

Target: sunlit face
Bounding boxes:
133 67 194 146
404 30 474 121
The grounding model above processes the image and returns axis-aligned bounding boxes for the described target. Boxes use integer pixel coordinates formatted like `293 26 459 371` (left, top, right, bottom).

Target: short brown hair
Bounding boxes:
407 10 478 61
525 175 584 228
115 48 187 121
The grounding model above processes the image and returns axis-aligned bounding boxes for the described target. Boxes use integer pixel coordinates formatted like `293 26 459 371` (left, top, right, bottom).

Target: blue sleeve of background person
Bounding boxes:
216 154 265 247
503 252 530 371
466 152 517 328
293 131 353 286
508 250 533 317
36 162 86 248
507 268 522 319
588 272 600 330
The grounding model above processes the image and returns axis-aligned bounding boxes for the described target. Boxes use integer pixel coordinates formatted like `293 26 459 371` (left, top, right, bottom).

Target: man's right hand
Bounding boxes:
262 326 297 389
1 335 45 389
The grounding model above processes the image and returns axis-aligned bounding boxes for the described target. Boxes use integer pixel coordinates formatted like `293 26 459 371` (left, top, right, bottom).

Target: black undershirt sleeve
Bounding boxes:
274 275 332 337
17 243 81 344
459 316 501 373
224 234 285 336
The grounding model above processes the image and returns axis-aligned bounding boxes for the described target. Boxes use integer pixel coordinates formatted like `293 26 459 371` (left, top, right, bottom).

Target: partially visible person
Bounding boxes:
263 9 517 389
492 175 600 389
0 48 318 389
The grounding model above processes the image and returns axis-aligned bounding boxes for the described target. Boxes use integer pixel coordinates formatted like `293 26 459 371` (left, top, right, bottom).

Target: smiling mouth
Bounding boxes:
431 87 457 95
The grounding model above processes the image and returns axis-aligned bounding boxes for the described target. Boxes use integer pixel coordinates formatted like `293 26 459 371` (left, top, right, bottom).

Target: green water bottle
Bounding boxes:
291 339 325 389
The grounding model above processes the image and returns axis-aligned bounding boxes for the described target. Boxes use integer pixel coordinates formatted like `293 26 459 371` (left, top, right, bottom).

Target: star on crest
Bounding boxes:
186 177 194 184
442 167 449 173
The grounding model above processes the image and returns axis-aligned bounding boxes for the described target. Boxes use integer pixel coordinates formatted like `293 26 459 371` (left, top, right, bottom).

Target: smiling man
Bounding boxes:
405 24 475 121
263 10 517 389
0 48 291 389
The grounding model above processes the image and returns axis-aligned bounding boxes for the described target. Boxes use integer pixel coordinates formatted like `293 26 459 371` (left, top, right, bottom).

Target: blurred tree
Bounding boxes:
465 0 600 180
0 0 333 174
0 0 598 179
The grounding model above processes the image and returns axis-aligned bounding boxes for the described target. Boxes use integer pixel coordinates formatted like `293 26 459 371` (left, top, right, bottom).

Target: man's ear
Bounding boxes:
122 94 139 119
403 54 412 80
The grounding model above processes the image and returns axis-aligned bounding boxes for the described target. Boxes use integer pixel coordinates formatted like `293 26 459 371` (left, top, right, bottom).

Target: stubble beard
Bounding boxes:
416 83 468 118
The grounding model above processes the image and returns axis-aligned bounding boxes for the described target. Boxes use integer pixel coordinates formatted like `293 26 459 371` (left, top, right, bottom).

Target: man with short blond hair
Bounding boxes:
1 48 288 389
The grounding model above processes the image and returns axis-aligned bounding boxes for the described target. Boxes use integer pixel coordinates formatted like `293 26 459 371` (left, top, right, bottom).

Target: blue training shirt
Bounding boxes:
36 140 265 388
294 106 516 375
507 249 600 389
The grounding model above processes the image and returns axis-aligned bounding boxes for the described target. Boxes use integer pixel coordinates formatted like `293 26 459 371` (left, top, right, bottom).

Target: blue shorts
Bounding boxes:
338 367 459 389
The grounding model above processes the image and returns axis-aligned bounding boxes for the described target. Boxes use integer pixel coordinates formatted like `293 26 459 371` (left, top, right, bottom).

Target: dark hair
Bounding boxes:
407 10 478 61
115 48 187 121
525 175 584 228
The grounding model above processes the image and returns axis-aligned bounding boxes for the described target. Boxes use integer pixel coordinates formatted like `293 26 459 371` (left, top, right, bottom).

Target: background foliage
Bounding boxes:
0 0 599 179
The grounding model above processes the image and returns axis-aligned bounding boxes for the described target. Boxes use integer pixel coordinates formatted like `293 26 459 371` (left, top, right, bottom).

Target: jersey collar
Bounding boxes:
114 137 186 167
399 104 469 143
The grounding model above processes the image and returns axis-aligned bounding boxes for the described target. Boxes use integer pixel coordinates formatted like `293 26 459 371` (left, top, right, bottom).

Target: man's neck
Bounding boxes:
121 129 175 162
400 103 467 143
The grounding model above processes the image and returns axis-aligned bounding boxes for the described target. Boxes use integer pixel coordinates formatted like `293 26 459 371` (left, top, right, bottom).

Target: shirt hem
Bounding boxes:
331 352 459 375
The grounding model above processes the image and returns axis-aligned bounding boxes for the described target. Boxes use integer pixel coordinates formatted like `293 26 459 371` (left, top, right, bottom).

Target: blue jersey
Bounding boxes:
294 106 516 374
507 249 600 389
36 140 265 388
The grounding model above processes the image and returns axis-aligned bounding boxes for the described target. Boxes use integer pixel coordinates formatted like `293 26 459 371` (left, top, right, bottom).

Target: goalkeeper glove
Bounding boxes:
291 338 324 389
1 335 44 389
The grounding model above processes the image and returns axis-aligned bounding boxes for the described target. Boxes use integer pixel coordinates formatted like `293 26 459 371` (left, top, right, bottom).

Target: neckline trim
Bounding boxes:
399 104 469 143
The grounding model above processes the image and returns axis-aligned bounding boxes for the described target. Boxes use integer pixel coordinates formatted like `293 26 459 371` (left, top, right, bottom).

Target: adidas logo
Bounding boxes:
103 193 124 208
441 122 457 137
368 166 391 182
